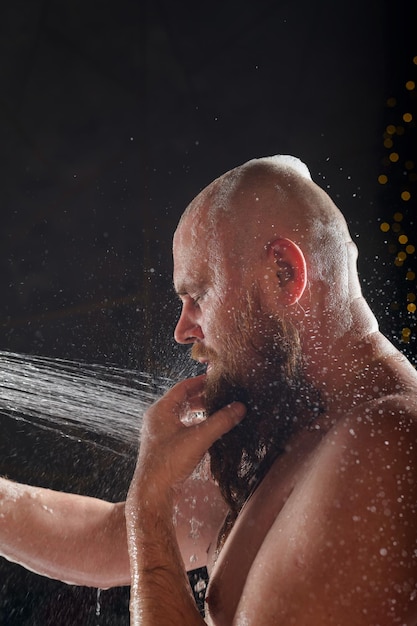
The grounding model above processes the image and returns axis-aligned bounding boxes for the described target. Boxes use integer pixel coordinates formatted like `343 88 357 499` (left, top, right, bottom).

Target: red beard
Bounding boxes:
190 288 321 515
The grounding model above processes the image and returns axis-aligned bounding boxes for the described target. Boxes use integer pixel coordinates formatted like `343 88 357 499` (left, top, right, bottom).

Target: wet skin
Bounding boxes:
204 354 417 625
126 159 417 625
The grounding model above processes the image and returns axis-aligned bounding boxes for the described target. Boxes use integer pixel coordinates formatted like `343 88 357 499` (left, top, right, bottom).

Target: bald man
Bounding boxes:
126 156 417 625
1 156 416 625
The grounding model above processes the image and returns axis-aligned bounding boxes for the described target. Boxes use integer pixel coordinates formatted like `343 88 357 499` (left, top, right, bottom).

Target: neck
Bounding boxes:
301 295 394 405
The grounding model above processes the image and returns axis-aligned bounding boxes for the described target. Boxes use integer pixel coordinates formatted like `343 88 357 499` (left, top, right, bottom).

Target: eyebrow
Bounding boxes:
174 288 187 299
173 281 190 298
173 278 203 299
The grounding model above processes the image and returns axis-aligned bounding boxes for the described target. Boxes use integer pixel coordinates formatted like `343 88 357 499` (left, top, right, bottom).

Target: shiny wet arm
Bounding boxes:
126 490 206 626
0 477 130 588
125 376 245 624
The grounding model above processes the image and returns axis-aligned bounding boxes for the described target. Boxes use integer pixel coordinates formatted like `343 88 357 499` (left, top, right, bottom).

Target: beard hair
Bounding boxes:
194 288 322 522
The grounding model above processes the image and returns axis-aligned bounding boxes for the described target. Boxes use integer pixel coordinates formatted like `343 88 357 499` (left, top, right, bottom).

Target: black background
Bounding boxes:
0 1 416 623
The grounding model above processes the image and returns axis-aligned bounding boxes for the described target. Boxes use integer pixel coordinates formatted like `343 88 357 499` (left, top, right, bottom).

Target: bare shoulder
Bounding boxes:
325 390 417 460
234 394 417 625
325 391 417 496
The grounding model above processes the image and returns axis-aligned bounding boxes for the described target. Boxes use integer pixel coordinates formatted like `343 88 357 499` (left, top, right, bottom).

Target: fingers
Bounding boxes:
144 376 205 427
172 375 206 407
157 375 206 410
166 401 247 482
136 379 247 494
145 375 247 446
178 376 207 415
190 401 247 446
167 376 247 429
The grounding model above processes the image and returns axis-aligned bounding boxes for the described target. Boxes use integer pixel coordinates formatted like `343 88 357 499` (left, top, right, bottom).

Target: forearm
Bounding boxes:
125 376 245 624
0 477 130 588
126 491 205 626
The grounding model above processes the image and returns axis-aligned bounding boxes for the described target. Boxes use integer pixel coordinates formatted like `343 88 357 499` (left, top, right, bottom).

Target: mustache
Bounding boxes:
191 344 217 362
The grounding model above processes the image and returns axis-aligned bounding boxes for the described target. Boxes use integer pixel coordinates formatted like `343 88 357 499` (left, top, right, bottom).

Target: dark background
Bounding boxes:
0 0 416 623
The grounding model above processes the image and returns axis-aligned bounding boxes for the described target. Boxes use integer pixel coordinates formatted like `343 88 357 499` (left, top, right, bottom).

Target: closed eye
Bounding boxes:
191 290 208 307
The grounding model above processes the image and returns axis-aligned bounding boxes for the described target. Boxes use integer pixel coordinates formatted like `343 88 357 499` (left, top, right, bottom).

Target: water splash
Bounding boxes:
96 588 101 620
0 351 198 455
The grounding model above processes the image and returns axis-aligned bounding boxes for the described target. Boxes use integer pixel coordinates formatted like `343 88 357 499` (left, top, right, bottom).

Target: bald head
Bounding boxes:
179 155 312 229
174 156 367 340
179 156 353 278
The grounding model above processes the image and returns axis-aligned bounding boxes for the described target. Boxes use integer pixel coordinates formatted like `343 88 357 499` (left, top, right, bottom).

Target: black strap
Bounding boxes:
187 566 209 617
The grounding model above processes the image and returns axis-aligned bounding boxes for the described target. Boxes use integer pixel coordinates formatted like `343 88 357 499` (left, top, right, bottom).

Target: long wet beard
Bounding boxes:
194 290 322 520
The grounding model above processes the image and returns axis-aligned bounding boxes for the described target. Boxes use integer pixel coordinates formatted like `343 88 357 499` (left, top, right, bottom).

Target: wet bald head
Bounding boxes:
176 155 355 293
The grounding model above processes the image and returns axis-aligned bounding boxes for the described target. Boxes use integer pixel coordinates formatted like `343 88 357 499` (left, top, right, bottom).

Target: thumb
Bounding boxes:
196 401 247 443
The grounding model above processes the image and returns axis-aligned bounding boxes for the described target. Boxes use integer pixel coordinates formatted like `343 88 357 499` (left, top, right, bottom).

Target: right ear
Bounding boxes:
263 238 307 306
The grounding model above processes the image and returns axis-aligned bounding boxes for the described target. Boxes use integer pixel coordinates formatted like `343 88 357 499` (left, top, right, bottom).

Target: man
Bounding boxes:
125 155 417 625
1 155 416 624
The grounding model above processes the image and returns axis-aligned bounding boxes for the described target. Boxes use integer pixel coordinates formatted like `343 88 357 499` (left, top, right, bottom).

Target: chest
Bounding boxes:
204 431 319 625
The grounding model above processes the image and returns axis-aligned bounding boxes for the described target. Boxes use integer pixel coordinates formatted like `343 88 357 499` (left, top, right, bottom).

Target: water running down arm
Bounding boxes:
0 477 130 588
0 468 226 591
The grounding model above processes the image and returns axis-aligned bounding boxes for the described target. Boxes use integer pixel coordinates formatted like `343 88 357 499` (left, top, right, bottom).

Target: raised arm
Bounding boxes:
125 375 245 625
0 463 226 590
0 477 130 588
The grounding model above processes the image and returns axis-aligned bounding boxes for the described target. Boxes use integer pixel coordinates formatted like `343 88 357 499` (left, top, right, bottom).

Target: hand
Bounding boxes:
130 375 246 505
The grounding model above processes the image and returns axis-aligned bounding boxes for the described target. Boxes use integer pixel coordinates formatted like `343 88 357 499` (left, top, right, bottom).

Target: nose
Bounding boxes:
174 303 204 344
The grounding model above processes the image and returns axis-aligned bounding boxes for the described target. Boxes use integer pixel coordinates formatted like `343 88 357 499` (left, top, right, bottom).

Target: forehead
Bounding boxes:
173 212 213 291
173 207 234 294
172 169 277 294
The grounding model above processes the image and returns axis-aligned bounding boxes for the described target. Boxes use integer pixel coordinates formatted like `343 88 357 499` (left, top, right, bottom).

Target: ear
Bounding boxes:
266 238 307 305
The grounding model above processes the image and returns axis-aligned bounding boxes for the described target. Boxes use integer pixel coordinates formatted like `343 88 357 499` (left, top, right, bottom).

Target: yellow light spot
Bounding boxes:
378 174 388 185
380 222 390 232
397 251 407 262
401 190 411 201
406 271 416 281
402 327 411 337
394 258 404 267
392 223 401 233
407 303 416 313
407 293 416 302
414 56 417 65
403 112 413 123
406 245 415 255
406 80 416 90
386 124 396 135
387 97 396 107
399 234 408 244
394 212 403 222
389 152 400 162
383 138 393 149
405 160 414 170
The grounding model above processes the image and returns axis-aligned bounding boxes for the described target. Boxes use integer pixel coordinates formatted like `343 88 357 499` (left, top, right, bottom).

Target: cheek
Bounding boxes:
206 303 238 340
202 311 221 344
